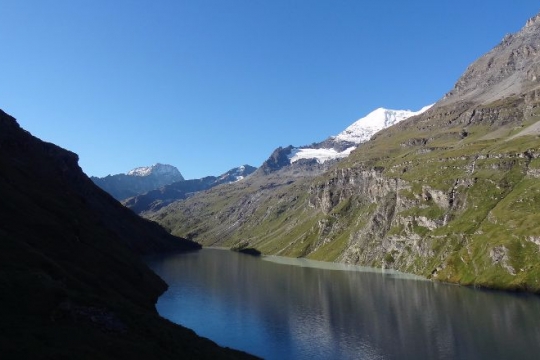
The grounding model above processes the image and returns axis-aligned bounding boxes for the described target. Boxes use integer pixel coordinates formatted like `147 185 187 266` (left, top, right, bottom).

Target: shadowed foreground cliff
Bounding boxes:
0 110 256 359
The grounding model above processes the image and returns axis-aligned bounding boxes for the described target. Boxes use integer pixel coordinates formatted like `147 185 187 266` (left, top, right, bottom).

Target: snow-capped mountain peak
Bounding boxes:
287 105 432 165
126 163 182 177
92 163 185 201
333 105 432 144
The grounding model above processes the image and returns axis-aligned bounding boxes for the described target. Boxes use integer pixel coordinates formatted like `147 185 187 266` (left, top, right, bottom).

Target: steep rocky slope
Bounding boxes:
151 12 540 293
442 13 540 105
0 110 256 359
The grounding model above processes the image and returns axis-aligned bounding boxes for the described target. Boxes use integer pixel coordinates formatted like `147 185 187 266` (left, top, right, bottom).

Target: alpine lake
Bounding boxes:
147 248 540 360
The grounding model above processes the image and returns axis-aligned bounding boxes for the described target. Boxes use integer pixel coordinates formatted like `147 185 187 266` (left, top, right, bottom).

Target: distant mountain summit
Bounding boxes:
259 105 431 174
91 163 184 201
217 165 255 182
124 165 257 214
127 163 183 178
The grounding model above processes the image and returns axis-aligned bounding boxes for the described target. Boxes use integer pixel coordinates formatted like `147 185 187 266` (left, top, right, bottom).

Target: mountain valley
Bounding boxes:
148 13 540 293
5 5 540 360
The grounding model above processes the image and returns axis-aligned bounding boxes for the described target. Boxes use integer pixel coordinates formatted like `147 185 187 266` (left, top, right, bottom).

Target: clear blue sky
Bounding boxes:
1 1 539 179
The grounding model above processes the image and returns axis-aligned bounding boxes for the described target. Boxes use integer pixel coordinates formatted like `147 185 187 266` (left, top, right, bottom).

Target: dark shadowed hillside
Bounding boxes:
0 110 257 359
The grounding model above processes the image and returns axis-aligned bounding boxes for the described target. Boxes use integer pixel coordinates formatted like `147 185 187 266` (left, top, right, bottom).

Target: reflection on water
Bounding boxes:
148 248 540 360
262 254 426 279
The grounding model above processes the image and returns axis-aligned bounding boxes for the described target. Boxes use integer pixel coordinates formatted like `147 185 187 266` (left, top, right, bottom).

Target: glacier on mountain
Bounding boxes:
288 105 432 164
288 146 357 164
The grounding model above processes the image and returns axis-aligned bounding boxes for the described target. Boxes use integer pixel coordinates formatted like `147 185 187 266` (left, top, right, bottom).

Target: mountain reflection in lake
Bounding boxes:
148 248 540 360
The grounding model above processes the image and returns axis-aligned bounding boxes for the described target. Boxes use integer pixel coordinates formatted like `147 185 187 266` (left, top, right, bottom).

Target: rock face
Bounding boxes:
150 12 540 293
124 165 257 214
91 163 185 201
0 110 255 359
259 146 296 174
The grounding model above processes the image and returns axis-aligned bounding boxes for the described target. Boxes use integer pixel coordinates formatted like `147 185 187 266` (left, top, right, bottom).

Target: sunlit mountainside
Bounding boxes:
149 13 540 293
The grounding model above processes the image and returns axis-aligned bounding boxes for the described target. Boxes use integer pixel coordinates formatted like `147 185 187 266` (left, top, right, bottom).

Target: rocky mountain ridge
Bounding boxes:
442 12 540 105
149 11 540 293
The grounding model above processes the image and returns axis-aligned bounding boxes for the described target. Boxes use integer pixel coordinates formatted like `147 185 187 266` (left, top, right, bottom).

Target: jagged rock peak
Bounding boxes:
127 163 183 178
526 13 540 28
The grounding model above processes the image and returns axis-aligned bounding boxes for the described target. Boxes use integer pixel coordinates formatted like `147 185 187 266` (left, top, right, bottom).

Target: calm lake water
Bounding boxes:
147 248 540 360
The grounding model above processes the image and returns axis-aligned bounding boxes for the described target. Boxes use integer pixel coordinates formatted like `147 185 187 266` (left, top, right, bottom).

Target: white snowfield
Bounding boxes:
334 105 433 144
288 105 432 164
126 163 181 177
